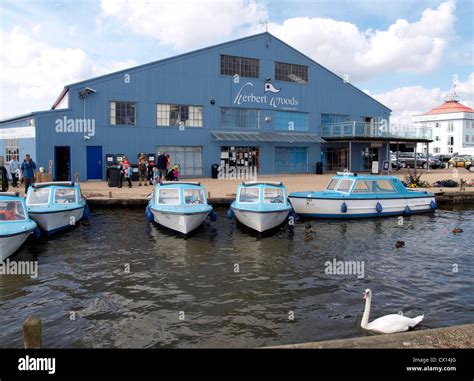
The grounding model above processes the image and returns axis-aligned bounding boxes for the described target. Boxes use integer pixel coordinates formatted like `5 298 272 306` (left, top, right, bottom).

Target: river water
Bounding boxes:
0 206 473 348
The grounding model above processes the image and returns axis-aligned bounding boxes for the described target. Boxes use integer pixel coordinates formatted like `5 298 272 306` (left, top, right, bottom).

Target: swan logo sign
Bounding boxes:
233 82 299 110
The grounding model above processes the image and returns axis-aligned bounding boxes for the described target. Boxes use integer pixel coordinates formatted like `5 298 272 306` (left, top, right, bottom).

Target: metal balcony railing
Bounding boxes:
321 121 433 141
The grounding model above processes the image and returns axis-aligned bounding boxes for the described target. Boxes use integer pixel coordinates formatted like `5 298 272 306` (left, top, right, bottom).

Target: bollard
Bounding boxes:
109 191 112 198
23 316 42 349
208 191 211 199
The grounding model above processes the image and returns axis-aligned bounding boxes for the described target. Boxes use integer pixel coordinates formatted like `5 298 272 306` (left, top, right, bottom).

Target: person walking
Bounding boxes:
156 152 168 182
9 155 20 188
20 154 36 193
138 153 148 186
119 156 132 188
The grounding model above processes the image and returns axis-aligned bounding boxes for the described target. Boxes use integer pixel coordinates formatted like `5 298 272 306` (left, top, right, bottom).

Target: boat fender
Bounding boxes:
145 206 154 223
83 204 91 220
226 208 234 219
209 210 217 222
341 202 347 213
430 200 437 209
376 202 383 213
33 227 41 238
404 206 412 215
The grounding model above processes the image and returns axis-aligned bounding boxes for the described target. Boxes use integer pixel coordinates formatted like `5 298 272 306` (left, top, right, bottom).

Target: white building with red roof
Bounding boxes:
412 95 474 156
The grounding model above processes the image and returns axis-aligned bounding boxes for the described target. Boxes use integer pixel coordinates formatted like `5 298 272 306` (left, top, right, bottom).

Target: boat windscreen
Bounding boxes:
157 188 180 205
263 188 285 204
54 188 77 204
184 189 205 205
239 188 260 203
326 178 339 191
27 188 51 205
336 179 354 193
353 180 396 193
0 201 26 221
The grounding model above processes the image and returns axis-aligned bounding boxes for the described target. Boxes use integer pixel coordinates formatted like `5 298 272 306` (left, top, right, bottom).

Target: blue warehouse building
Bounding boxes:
1 32 431 181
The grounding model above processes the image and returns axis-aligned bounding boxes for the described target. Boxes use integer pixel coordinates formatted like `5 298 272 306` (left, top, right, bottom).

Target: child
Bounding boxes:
172 165 179 181
152 166 160 184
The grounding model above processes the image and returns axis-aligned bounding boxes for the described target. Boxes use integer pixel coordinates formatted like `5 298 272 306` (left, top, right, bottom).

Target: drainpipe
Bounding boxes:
349 141 352 172
386 141 390 174
414 143 417 176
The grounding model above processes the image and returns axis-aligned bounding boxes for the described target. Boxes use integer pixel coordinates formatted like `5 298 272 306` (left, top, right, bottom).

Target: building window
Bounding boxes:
157 104 203 127
275 62 308 83
448 136 454 145
433 147 441 154
466 135 470 143
448 122 454 132
110 101 136 125
220 55 259 78
275 111 308 131
5 139 19 162
221 108 259 129
448 147 453 153
321 114 350 125
435 136 440 141
435 122 440 128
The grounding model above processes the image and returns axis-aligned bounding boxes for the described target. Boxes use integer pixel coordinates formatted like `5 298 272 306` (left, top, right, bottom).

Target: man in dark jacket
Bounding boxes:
20 154 36 193
157 152 168 182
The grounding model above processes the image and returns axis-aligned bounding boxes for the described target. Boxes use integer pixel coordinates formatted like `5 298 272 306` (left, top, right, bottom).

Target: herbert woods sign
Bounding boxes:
233 81 300 110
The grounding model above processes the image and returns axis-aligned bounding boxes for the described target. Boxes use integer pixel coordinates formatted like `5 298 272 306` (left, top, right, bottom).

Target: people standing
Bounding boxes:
138 153 148 186
9 155 20 188
157 151 168 182
119 156 132 188
20 154 36 193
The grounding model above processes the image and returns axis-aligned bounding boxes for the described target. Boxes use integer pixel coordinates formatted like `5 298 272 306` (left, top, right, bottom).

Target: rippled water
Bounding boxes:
0 206 473 348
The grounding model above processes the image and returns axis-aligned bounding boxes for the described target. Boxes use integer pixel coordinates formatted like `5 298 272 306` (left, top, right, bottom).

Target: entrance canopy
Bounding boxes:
211 131 325 143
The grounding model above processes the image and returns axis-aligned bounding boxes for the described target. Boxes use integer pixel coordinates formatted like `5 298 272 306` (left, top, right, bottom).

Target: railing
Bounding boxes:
321 121 432 141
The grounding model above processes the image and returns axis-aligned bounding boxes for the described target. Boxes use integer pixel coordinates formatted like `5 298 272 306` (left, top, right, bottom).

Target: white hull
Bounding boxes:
232 208 290 232
30 207 84 234
289 196 435 218
150 209 209 234
0 232 32 261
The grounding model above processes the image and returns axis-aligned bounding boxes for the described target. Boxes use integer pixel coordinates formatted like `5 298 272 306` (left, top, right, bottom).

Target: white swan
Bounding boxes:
361 289 424 334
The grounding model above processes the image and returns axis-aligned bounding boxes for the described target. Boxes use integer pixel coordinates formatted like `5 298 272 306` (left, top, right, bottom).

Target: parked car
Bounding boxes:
390 154 402 169
397 152 441 169
448 156 472 168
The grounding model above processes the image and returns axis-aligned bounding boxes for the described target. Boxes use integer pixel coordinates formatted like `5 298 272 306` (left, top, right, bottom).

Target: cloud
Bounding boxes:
371 72 473 123
268 0 456 81
0 26 136 119
99 0 267 50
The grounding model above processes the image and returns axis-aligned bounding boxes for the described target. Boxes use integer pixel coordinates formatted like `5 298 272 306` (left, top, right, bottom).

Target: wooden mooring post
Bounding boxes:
23 316 42 348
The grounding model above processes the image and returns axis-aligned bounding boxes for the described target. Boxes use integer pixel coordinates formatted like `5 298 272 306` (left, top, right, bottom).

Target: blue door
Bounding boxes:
275 147 308 173
86 146 103 180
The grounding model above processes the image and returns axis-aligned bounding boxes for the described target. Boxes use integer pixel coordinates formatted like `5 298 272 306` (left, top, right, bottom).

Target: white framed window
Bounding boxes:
184 189 205 205
238 188 260 203
54 188 77 204
5 139 19 162
448 147 454 153
157 188 180 205
263 188 285 204
110 101 136 125
435 136 440 141
0 200 26 221
433 147 441 154
466 135 470 143
157 104 203 127
447 122 454 132
435 122 440 128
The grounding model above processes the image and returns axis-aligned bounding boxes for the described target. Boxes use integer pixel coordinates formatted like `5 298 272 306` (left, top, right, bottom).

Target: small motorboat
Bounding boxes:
288 173 437 218
228 181 292 232
145 182 215 235
0 192 38 261
25 182 88 235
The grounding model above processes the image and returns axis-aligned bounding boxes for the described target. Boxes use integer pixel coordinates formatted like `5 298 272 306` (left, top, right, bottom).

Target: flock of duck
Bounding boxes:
1 172 435 334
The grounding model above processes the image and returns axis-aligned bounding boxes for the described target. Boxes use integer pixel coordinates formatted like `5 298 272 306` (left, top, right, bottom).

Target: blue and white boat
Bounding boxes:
0 192 38 261
25 182 88 235
229 181 292 232
288 173 437 218
145 182 215 235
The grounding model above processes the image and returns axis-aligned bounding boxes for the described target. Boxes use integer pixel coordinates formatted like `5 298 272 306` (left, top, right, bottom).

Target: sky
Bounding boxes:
0 0 473 122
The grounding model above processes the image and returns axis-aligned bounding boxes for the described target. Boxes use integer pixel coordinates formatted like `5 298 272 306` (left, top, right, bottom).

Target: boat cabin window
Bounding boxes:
0 201 26 221
336 179 354 193
184 189 205 205
157 188 180 205
353 180 396 193
54 188 77 204
326 179 339 191
263 188 284 204
27 188 51 205
239 188 260 203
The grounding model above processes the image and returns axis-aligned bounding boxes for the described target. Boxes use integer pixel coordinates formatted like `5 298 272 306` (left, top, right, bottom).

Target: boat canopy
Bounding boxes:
32 181 75 188
241 181 283 186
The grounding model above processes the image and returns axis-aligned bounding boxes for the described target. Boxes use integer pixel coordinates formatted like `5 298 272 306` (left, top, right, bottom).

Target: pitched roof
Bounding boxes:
423 100 474 115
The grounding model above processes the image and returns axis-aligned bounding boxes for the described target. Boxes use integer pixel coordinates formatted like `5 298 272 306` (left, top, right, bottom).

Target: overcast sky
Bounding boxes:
0 0 472 122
